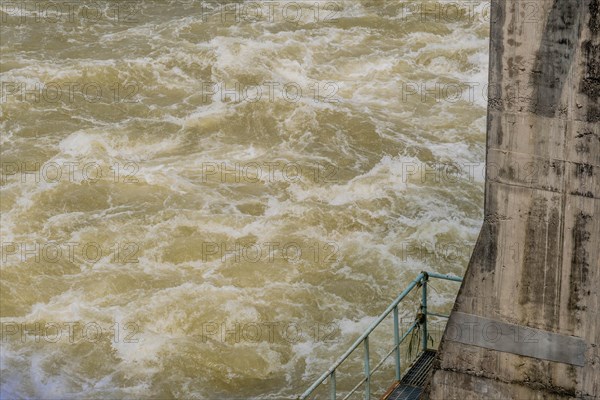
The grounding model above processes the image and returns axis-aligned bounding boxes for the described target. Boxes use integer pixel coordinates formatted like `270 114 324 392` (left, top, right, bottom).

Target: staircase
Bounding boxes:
299 271 462 400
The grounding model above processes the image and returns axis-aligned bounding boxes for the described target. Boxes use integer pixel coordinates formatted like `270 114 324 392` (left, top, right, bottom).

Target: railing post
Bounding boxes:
421 273 428 352
330 370 336 400
393 306 401 381
364 337 370 400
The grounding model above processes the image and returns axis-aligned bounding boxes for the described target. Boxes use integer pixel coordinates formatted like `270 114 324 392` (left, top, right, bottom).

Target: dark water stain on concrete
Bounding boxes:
543 206 561 327
486 112 503 146
472 219 498 274
530 0 584 117
589 0 600 34
519 196 548 306
488 0 506 113
507 56 524 79
572 164 596 198
575 163 594 177
515 194 562 329
471 187 502 275
580 0 600 122
568 212 592 318
581 40 600 122
551 161 564 177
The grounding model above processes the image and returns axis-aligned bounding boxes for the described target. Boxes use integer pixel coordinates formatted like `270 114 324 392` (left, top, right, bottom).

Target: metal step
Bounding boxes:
383 350 436 400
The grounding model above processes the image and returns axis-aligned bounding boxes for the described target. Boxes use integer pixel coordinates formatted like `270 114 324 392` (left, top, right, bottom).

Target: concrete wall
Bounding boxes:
425 1 599 399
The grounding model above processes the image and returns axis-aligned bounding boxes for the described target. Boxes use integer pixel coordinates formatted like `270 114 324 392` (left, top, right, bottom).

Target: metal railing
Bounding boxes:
299 271 462 400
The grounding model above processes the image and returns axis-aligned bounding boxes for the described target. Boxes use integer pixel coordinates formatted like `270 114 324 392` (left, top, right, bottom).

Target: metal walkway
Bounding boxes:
299 271 462 400
382 350 437 400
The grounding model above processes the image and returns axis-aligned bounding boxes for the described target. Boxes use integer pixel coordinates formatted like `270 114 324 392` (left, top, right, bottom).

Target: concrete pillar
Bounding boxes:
425 1 599 398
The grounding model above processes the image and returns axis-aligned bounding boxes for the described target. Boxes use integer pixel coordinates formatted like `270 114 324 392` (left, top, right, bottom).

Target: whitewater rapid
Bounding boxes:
1 1 489 398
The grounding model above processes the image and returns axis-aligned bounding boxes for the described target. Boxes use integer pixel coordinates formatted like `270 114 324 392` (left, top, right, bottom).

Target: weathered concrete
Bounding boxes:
425 1 600 399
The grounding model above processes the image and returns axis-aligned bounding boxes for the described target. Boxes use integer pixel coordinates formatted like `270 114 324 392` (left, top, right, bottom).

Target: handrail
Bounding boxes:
299 271 462 400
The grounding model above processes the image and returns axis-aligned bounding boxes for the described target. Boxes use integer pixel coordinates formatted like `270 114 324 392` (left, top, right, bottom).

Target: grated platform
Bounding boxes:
383 350 436 400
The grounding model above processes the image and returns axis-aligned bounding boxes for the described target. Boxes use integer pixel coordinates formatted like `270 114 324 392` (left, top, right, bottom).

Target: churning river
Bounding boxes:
1 1 489 398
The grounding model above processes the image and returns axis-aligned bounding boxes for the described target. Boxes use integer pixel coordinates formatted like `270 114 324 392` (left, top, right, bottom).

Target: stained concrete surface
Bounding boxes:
425 1 599 399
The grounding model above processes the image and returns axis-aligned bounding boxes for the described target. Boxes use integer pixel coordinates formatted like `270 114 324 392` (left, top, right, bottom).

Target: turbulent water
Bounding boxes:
1 1 489 398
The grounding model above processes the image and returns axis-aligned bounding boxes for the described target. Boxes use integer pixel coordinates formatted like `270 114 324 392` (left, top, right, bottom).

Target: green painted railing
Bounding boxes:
299 271 462 400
